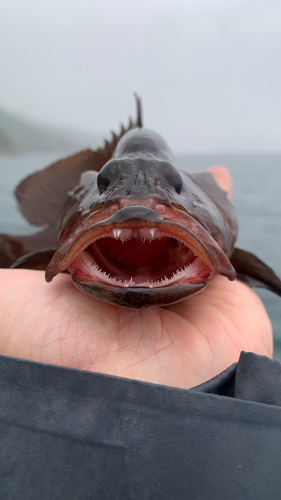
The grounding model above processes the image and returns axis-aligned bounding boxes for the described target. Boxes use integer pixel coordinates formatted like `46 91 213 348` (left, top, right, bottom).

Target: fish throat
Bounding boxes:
69 226 204 288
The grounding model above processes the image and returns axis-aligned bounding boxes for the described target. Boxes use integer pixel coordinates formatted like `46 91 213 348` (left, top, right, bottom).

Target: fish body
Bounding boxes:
1 98 281 308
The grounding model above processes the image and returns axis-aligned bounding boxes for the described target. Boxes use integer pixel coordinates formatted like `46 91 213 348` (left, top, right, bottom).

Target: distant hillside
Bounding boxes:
0 108 104 154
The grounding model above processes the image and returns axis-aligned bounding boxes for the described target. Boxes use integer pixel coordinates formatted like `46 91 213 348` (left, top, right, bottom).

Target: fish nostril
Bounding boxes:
119 199 131 208
154 204 166 215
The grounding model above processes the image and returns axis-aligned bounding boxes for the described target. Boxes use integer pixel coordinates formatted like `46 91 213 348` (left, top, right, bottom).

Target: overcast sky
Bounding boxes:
0 0 280 152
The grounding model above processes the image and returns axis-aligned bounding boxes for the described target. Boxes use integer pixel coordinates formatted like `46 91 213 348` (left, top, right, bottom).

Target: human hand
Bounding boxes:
0 167 273 389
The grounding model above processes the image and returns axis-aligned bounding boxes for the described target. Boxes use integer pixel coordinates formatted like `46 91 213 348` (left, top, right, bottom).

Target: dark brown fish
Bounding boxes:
1 96 281 308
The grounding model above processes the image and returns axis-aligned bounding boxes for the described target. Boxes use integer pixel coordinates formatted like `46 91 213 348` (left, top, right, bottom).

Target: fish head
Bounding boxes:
46 128 237 308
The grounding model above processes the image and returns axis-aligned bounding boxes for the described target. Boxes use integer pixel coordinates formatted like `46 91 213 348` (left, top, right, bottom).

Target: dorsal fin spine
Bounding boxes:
134 93 143 128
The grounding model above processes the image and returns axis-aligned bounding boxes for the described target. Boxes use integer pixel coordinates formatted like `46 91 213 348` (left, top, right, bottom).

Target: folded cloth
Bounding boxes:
0 351 280 500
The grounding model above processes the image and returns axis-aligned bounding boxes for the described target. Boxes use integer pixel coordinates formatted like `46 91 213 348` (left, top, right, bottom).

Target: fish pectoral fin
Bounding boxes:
0 234 22 268
230 247 281 297
15 119 135 227
11 249 57 271
0 226 57 269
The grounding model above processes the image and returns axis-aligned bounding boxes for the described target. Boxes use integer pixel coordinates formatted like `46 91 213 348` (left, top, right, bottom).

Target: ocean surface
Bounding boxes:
0 152 281 361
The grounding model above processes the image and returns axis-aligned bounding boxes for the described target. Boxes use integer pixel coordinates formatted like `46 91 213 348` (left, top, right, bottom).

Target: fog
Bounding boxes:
0 0 280 152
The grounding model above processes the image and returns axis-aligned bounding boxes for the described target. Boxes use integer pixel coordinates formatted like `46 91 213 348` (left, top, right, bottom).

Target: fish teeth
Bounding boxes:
78 249 201 290
139 227 158 241
113 229 122 238
111 227 159 241
111 228 133 241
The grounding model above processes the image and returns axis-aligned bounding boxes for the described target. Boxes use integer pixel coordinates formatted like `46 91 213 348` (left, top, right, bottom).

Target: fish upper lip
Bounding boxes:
98 205 165 224
45 206 236 285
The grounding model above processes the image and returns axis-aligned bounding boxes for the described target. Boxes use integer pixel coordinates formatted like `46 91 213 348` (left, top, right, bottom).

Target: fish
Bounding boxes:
1 95 281 308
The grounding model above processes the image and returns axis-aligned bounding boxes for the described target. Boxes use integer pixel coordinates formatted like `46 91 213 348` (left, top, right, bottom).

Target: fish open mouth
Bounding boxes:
45 205 235 307
68 227 209 288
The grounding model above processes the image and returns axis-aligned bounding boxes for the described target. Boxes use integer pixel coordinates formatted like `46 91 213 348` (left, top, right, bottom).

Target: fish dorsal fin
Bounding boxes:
16 119 135 226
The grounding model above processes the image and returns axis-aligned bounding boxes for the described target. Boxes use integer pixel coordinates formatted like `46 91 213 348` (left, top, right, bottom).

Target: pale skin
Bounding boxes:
0 167 273 389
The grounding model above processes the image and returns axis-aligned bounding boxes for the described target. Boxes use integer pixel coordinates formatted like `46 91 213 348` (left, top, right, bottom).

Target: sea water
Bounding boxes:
0 152 280 361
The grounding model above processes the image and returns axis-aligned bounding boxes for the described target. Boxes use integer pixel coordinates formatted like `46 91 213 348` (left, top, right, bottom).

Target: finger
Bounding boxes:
207 166 232 200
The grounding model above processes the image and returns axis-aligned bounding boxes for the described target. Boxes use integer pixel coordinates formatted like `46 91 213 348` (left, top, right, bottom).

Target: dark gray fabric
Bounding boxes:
191 360 237 396
234 352 281 405
0 352 281 499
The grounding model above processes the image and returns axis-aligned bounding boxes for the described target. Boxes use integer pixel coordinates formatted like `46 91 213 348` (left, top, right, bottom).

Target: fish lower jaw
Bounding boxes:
68 249 211 289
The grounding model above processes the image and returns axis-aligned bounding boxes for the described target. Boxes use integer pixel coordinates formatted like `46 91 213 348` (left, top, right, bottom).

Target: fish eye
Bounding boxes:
159 163 183 195
97 161 118 194
97 170 111 193
174 171 183 194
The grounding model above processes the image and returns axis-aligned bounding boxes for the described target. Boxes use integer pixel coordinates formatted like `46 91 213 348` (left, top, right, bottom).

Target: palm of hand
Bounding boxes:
0 268 272 390
0 167 273 389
